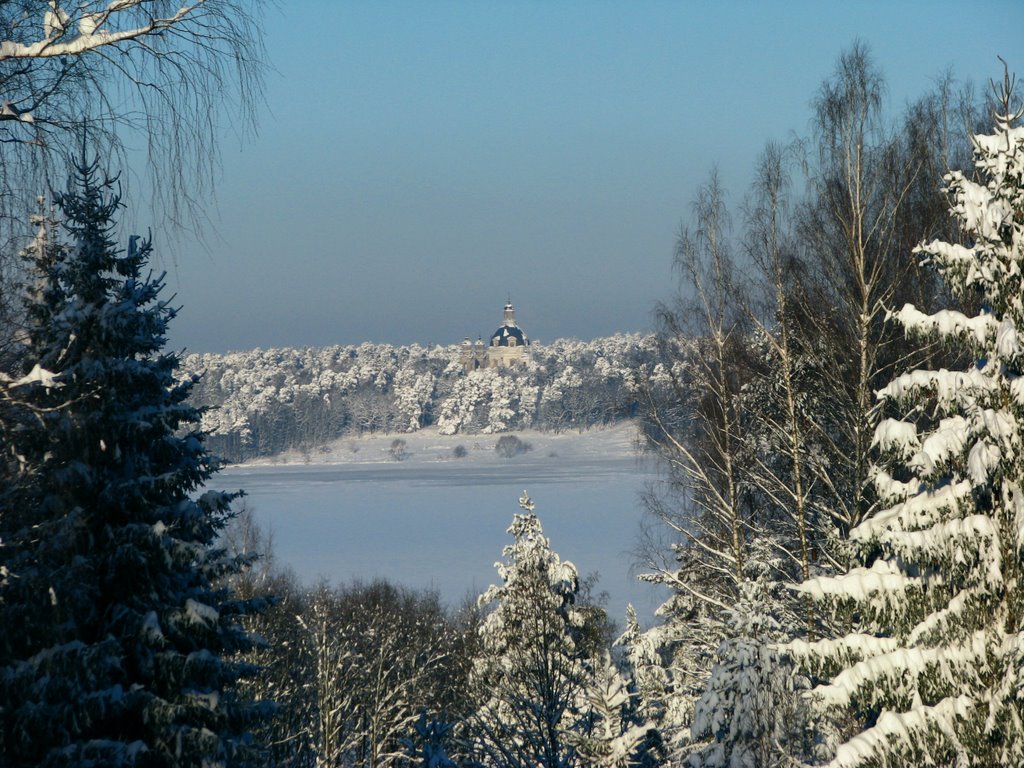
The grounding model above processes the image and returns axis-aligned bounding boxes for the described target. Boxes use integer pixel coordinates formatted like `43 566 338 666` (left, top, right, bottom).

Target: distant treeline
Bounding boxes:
184 333 660 462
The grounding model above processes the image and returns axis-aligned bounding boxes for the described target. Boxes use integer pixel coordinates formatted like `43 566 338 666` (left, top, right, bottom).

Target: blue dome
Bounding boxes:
490 324 527 347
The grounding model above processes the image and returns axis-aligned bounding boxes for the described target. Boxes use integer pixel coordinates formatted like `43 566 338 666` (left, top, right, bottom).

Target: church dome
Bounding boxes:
490 324 527 347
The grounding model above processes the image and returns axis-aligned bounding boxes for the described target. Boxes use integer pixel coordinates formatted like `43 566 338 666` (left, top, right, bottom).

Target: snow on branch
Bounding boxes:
947 174 1014 243
814 631 988 714
859 479 973 539
796 559 918 606
908 416 969 477
827 694 974 768
783 634 901 675
877 367 996 411
971 126 1024 176
871 468 923 506
0 2 200 62
872 418 919 460
888 304 997 349
6 363 61 389
862 515 1002 593
906 586 992 647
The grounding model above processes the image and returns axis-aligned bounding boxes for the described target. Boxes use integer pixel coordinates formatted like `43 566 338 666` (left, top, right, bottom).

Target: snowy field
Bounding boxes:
217 422 668 624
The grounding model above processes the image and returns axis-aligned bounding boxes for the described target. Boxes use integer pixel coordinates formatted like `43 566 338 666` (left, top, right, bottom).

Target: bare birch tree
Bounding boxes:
0 0 265 225
641 169 752 610
298 582 462 768
795 43 963 536
0 0 266 364
635 170 758 755
741 143 831 631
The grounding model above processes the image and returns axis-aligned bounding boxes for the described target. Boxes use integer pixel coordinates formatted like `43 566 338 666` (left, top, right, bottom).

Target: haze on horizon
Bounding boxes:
158 0 1023 355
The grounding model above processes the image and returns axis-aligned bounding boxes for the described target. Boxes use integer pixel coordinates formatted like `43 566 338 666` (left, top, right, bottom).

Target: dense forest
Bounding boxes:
2 11 1024 768
184 334 657 462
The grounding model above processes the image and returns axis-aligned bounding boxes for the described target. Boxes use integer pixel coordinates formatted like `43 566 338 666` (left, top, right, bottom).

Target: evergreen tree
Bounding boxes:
575 651 653 768
687 561 809 768
0 158 265 766
402 711 459 768
617 605 676 754
467 492 594 768
790 69 1024 766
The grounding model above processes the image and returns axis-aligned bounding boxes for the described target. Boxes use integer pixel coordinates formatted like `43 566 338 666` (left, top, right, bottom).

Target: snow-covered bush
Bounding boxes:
494 434 532 458
390 437 409 461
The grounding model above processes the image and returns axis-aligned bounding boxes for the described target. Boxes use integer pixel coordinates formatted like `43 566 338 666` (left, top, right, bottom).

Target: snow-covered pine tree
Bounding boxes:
788 68 1024 766
687 555 810 768
467 492 595 768
0 158 265 766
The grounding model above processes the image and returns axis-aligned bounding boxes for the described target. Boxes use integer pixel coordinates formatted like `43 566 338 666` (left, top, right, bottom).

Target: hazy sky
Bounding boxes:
158 0 1023 354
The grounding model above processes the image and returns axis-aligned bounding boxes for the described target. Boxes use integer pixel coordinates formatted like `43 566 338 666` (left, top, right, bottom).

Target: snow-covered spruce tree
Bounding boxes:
575 650 655 768
617 605 674 754
468 493 589 768
789 70 1024 766
0 159 265 766
402 711 459 768
0 197 63 534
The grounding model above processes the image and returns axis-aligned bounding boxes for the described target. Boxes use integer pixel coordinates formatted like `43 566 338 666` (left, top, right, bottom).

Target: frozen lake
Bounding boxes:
216 425 668 624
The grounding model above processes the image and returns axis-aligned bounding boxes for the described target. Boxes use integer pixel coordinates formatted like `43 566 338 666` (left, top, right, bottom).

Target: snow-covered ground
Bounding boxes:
219 422 669 625
236 421 644 469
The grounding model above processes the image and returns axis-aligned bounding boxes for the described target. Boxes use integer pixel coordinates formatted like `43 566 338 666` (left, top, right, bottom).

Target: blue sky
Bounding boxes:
159 0 1023 353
